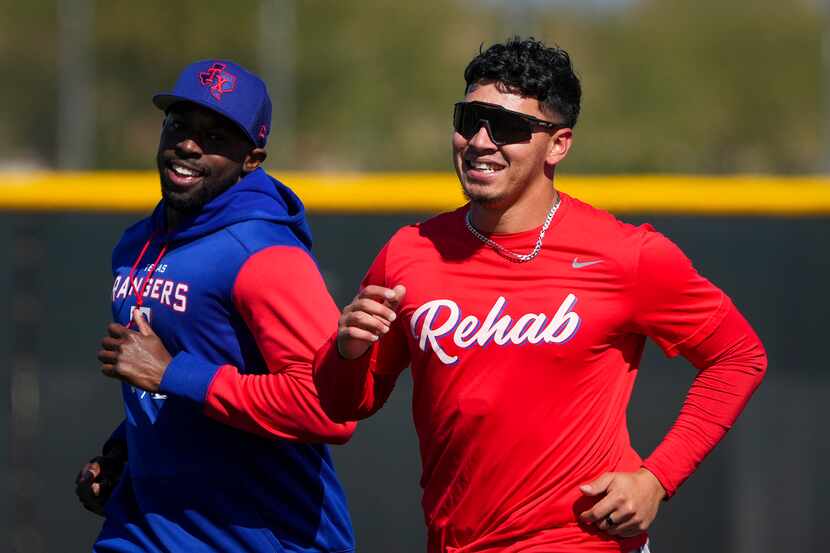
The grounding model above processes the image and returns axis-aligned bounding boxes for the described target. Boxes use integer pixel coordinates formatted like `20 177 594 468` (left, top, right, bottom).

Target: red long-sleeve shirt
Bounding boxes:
314 193 766 552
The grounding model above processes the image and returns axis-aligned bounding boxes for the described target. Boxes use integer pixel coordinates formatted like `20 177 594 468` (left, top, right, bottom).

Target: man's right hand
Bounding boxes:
75 442 127 516
337 284 406 360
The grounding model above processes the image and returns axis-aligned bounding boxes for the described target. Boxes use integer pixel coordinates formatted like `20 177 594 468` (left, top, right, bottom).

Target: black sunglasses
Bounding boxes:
453 101 564 145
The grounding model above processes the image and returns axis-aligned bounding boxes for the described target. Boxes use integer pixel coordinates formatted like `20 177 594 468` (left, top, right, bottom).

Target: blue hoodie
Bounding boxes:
94 168 355 553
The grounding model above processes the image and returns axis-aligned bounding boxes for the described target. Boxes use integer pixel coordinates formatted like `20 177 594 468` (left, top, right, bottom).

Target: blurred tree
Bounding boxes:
0 0 821 173
1 0 60 169
558 0 821 173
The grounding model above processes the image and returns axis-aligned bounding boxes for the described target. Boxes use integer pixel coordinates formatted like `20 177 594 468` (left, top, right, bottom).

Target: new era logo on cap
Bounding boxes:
152 60 272 148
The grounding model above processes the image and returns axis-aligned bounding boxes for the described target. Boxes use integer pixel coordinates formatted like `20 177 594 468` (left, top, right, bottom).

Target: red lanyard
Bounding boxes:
126 232 169 328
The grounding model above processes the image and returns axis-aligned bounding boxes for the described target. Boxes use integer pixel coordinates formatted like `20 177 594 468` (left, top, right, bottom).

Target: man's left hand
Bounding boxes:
98 310 171 393
578 468 666 538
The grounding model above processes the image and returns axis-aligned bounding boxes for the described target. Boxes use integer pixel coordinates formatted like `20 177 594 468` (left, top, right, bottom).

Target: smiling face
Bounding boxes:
156 102 265 215
453 82 572 212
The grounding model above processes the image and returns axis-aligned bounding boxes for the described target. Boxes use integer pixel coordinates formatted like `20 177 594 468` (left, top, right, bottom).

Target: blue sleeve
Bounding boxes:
159 351 221 404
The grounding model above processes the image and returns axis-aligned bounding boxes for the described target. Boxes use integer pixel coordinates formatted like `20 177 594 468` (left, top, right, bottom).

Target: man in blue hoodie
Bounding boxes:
75 60 356 553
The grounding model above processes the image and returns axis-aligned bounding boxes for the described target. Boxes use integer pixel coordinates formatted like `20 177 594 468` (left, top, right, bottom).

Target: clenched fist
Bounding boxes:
98 309 172 392
337 284 406 360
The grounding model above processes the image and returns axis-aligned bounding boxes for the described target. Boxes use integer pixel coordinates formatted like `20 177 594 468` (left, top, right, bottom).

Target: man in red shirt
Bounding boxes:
313 38 767 553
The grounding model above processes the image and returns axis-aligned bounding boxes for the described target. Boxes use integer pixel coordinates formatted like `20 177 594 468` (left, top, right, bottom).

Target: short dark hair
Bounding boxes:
463 37 582 128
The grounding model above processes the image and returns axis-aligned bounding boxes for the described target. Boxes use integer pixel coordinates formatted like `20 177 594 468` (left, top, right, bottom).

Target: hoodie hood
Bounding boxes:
149 168 312 249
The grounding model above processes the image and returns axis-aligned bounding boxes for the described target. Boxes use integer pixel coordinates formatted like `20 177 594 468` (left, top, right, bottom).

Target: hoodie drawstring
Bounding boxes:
126 232 169 329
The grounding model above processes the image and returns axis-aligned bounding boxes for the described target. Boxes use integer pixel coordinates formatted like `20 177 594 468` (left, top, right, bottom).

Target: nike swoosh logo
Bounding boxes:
572 258 603 269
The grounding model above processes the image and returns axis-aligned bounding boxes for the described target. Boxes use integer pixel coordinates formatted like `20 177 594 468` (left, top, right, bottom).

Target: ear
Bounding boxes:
242 148 268 173
545 128 573 167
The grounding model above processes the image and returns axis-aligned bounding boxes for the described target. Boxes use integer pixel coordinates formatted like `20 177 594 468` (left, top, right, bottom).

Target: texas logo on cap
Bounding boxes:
198 63 237 101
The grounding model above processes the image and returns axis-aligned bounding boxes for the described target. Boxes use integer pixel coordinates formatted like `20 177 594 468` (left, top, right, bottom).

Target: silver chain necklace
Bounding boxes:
464 197 561 263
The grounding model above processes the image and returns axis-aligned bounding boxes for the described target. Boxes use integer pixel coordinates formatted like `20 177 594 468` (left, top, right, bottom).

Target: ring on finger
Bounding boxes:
606 514 617 526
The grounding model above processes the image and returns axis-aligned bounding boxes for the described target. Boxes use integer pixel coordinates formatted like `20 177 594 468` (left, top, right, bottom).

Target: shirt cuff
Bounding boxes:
159 351 221 404
641 459 677 499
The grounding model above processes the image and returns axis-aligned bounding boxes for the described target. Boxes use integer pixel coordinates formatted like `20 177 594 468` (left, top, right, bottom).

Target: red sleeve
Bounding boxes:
632 230 767 496
313 242 410 422
642 303 767 496
203 245 356 444
631 229 731 357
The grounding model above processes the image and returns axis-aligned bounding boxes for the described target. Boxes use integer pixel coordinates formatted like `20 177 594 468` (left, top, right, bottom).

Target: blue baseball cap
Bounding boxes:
153 60 272 148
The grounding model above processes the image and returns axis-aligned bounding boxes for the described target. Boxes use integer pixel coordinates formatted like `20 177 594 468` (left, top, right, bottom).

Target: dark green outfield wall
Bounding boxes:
1 212 827 552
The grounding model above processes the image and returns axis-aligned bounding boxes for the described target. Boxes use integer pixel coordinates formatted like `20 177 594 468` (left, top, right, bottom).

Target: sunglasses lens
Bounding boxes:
492 110 533 144
453 103 469 136
453 103 533 145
